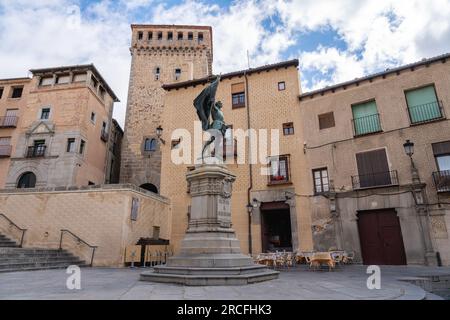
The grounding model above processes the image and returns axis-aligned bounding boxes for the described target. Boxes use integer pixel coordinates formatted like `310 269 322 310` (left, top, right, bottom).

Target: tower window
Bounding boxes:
175 68 181 81
178 32 183 40
158 32 163 40
198 32 204 43
11 87 23 99
148 32 153 40
90 112 96 123
0 87 3 99
40 108 51 120
144 138 157 152
67 138 76 152
188 32 193 40
278 81 286 91
283 123 294 135
138 31 143 40
79 140 86 154
168 32 173 41
155 67 161 80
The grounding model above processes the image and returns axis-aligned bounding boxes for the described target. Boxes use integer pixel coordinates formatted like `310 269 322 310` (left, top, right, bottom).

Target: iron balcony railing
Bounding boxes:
100 129 109 142
26 145 46 158
0 145 12 157
352 170 399 190
408 101 444 125
0 116 18 128
352 113 382 137
432 170 450 193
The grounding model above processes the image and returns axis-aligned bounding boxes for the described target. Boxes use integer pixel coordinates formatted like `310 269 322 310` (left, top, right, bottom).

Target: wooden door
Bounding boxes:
358 209 406 265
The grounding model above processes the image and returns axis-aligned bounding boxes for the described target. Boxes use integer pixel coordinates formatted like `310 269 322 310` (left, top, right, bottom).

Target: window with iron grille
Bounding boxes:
283 123 294 135
268 155 290 184
313 168 330 194
318 112 335 130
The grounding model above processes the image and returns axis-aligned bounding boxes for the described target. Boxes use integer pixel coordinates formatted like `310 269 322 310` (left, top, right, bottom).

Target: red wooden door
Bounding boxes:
358 209 406 265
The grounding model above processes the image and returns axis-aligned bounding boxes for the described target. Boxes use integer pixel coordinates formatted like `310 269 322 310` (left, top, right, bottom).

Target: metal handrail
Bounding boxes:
26 145 46 158
59 229 98 267
352 113 382 136
0 213 27 247
408 100 444 124
352 170 399 190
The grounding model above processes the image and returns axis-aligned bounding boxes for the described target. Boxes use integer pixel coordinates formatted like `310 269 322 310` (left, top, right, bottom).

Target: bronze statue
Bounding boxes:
193 75 230 159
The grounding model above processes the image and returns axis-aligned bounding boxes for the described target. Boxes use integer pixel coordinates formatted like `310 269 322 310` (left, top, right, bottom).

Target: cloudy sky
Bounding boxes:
1 0 450 127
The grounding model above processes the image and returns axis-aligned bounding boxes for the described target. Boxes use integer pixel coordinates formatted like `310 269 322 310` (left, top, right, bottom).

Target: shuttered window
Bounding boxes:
352 100 381 136
318 112 335 130
40 77 53 86
355 149 392 188
405 85 441 124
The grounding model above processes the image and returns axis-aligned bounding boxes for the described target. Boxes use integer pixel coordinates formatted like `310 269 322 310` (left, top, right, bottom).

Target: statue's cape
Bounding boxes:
193 76 220 131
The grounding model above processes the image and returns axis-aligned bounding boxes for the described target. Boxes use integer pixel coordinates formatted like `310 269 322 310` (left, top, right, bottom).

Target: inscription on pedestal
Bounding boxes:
218 197 231 225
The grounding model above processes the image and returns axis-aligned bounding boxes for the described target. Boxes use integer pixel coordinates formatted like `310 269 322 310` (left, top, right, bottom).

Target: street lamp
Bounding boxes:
246 203 253 216
403 139 415 168
156 125 165 145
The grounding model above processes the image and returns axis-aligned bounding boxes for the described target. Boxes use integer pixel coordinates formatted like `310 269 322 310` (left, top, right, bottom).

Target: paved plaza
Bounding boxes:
0 265 449 300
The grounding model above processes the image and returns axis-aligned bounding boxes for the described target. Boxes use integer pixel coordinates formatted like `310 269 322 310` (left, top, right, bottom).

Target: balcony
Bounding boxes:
408 101 444 125
352 170 399 190
26 145 46 158
352 113 382 137
433 170 450 193
100 130 109 142
0 145 12 158
0 116 18 128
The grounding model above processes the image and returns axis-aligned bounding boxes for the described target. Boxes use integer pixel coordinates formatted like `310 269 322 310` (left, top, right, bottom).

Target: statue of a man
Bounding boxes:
193 76 230 159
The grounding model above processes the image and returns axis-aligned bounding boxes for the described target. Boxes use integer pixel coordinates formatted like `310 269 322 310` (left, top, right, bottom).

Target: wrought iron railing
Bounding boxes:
408 101 444 124
352 113 382 136
0 116 18 128
59 229 97 267
433 170 450 193
0 213 27 247
0 145 12 157
26 145 46 158
352 170 399 190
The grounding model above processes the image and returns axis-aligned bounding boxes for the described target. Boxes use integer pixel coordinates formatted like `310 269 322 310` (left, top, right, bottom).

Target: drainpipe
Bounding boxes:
245 71 253 255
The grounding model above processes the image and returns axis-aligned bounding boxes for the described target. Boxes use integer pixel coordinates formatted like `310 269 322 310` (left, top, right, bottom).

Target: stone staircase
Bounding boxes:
0 233 88 273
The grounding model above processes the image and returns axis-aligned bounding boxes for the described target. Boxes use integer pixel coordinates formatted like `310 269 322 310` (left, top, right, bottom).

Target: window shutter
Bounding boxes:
433 141 450 156
406 86 440 123
318 112 335 130
352 101 380 135
231 83 245 94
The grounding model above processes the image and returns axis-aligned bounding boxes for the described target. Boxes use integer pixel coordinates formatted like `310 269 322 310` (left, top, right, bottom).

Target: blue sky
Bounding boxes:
1 0 449 126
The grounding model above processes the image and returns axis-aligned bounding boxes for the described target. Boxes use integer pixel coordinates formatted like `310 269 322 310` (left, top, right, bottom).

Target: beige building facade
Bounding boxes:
120 24 213 194
299 53 450 266
0 64 119 189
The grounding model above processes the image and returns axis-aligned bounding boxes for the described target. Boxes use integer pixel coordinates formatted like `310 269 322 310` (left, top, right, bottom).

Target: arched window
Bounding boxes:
144 138 157 152
140 183 158 194
17 172 36 189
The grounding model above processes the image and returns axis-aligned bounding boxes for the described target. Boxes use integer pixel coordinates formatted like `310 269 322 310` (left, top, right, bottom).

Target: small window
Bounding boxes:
138 31 143 40
0 87 3 99
56 75 70 84
158 32 163 40
268 155 290 184
11 87 23 99
144 138 157 152
313 168 330 194
168 32 173 41
155 67 161 81
232 92 245 108
198 32 204 43
79 140 86 154
40 77 53 86
283 123 294 135
66 138 76 152
90 112 96 123
278 82 286 91
188 32 193 40
178 32 183 40
318 112 335 130
175 68 181 81
41 108 50 120
148 32 153 40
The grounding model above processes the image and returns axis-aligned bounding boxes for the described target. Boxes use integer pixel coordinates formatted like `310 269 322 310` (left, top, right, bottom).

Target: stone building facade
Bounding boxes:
299 53 450 266
120 24 213 194
0 64 119 189
106 118 124 184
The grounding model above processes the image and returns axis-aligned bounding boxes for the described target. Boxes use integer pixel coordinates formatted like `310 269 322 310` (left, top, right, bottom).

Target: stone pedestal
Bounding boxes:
141 160 279 286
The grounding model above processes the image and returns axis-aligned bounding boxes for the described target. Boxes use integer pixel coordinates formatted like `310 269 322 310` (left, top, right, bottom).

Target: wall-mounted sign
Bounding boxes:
131 198 140 221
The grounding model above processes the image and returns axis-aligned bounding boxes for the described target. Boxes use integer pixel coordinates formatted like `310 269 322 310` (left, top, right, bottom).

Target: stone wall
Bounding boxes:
0 184 171 267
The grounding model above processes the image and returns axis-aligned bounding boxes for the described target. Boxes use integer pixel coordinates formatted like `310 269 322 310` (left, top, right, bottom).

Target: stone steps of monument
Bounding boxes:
0 233 87 273
153 264 270 276
141 269 280 286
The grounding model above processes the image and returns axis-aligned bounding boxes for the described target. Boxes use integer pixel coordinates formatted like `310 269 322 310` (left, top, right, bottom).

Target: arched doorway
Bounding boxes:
140 183 158 194
17 172 37 189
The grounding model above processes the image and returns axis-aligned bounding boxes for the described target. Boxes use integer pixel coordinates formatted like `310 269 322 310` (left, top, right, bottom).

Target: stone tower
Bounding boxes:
120 24 213 192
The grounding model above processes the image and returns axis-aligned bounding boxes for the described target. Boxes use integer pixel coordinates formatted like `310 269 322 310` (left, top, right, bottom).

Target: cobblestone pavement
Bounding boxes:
0 265 449 300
